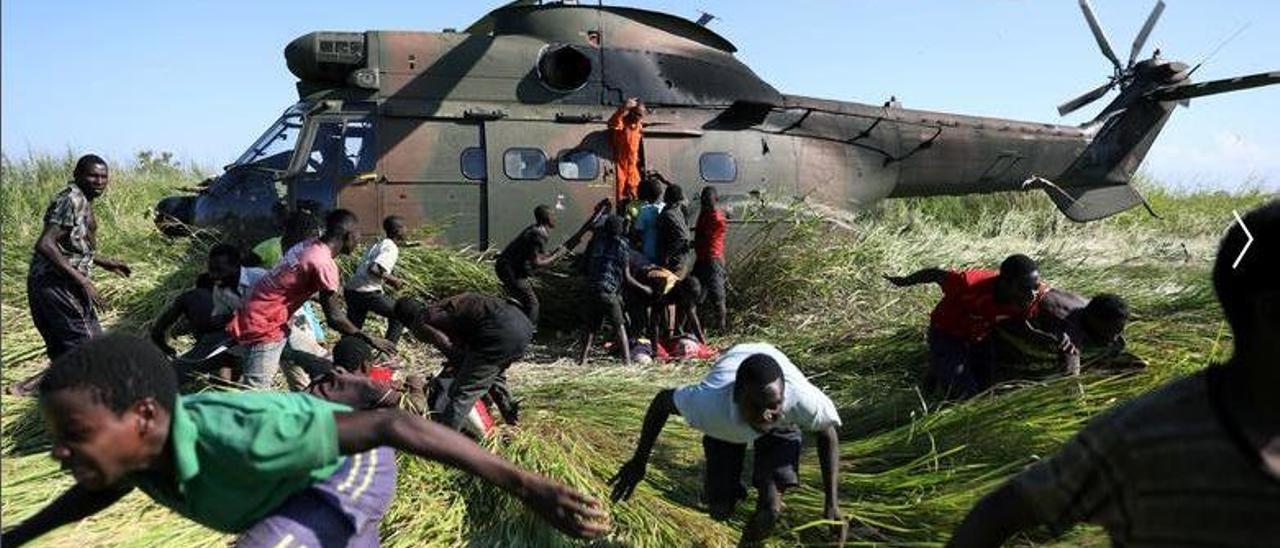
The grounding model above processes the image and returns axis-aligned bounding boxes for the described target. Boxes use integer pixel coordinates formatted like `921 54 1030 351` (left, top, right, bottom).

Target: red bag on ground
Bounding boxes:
658 336 719 361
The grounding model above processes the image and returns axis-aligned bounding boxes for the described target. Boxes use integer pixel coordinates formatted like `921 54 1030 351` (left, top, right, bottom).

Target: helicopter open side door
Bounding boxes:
482 119 612 251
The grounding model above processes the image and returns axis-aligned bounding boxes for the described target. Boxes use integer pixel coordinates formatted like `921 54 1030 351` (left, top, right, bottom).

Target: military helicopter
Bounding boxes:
154 0 1278 248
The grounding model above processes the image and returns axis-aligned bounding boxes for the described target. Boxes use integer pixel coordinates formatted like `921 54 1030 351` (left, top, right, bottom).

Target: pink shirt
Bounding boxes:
228 240 340 344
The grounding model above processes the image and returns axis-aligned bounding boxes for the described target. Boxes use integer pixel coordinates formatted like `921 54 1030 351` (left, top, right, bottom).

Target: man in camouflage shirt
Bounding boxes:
27 154 132 361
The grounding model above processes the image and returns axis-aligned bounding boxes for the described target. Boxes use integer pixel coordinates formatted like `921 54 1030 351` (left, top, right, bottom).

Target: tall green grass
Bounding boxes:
2 151 1274 546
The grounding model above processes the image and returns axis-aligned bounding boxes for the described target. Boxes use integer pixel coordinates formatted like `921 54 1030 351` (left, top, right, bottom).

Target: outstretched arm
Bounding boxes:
334 409 608 539
93 256 131 277
410 319 456 357
884 267 947 287
532 246 570 268
1 485 132 547
622 266 652 296
320 290 395 354
149 301 184 357
947 483 1038 548
609 389 678 501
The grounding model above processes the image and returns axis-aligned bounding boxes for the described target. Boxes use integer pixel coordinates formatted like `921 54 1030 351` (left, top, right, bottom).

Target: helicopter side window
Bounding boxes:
460 147 486 181
557 149 598 181
699 152 737 183
503 148 547 180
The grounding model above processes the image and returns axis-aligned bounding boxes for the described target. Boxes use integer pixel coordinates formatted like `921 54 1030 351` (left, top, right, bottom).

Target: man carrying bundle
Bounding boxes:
495 205 572 325
609 343 846 545
947 201 1280 547
885 254 1051 399
0 334 608 546
394 292 533 430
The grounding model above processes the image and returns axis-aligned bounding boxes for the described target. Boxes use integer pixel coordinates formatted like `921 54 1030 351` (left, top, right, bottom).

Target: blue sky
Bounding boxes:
3 1 1277 190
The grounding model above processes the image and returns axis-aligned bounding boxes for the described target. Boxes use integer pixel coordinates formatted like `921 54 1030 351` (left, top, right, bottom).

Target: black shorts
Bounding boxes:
693 259 726 304
702 428 802 507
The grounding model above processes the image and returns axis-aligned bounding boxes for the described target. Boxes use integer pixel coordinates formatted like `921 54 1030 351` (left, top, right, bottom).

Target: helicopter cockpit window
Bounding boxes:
557 150 598 181
460 147 486 181
699 152 737 183
234 105 306 171
303 118 375 180
294 117 376 210
504 148 547 180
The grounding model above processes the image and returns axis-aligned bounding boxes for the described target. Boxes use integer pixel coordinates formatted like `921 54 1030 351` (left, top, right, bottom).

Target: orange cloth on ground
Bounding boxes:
609 106 643 201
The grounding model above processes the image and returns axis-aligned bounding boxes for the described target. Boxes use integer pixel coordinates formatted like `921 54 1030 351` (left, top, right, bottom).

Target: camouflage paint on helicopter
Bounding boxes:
154 1 1279 249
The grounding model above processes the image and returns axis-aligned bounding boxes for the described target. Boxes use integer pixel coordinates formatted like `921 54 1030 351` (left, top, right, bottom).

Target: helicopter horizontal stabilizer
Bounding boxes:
1044 182 1145 222
1147 71 1280 102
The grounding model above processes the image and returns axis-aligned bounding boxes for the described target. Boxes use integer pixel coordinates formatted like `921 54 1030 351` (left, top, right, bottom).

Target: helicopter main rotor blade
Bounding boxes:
1058 80 1116 116
1128 0 1165 67
1147 71 1280 101
1079 0 1122 73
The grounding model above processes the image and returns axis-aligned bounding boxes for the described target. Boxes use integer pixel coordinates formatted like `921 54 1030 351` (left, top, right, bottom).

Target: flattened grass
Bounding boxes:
2 151 1273 546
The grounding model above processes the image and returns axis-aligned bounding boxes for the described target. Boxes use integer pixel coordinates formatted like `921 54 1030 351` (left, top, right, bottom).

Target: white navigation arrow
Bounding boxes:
1232 210 1254 269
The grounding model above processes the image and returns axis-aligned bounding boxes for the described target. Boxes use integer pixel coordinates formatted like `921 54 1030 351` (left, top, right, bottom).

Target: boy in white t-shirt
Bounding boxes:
608 343 848 545
344 216 407 344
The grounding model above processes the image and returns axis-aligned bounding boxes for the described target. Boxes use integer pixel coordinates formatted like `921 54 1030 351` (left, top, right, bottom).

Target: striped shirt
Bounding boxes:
1012 368 1280 546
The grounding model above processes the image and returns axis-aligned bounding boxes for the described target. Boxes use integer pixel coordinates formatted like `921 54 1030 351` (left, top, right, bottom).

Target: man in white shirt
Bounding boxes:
344 215 407 344
609 343 847 545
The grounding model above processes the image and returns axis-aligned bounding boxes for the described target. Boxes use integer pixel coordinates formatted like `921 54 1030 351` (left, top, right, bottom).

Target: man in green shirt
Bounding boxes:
1 334 608 546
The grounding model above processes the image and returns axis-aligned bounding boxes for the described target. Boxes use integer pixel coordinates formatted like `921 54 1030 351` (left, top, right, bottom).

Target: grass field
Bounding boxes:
1 151 1273 546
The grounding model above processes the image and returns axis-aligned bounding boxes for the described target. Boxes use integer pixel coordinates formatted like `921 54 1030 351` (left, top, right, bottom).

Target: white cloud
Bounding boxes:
1144 131 1280 191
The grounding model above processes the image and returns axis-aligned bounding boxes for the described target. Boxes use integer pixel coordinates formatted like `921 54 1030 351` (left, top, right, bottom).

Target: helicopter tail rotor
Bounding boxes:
1127 0 1165 68
1057 0 1277 121
1078 0 1124 75
1056 0 1166 117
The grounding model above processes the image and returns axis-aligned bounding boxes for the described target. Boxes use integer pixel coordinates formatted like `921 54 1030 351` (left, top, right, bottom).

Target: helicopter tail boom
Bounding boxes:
1043 0 1278 221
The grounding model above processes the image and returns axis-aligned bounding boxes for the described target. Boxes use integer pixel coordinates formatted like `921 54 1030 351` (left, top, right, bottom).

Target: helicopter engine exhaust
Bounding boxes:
537 45 592 92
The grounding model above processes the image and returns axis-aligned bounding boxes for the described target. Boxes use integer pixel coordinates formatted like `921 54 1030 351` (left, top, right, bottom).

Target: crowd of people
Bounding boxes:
5 138 1277 545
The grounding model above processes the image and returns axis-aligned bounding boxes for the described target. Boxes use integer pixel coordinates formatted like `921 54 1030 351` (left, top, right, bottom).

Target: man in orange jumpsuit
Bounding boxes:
609 97 647 202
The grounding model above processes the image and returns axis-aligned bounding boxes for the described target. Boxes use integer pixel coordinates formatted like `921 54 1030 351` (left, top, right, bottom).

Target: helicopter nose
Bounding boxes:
155 195 195 236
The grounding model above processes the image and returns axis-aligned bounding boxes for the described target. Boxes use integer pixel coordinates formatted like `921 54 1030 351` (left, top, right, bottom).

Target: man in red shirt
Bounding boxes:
886 254 1053 399
228 209 396 389
694 186 728 331
609 97 646 202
